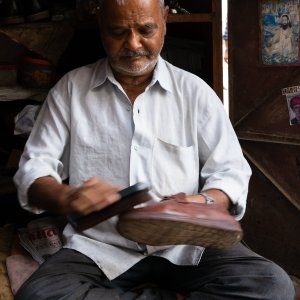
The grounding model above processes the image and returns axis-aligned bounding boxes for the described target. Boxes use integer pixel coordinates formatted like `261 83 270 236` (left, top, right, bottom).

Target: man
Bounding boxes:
290 95 300 125
223 19 228 64
14 0 295 299
265 14 296 63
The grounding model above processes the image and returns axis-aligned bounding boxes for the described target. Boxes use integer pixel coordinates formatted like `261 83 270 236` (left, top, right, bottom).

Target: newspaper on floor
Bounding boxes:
18 216 64 264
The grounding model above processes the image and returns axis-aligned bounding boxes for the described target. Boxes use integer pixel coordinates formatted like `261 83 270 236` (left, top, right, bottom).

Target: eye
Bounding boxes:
109 28 126 38
139 25 157 37
139 28 153 37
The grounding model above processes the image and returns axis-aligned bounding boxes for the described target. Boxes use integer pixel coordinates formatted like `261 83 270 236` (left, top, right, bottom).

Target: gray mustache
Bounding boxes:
120 50 150 57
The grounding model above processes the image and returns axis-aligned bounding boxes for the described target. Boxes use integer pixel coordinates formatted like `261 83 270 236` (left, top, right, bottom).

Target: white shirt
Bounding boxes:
14 57 252 280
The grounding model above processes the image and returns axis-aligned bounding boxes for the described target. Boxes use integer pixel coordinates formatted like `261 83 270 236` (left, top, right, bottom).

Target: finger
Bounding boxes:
93 192 121 211
69 183 121 214
81 176 103 188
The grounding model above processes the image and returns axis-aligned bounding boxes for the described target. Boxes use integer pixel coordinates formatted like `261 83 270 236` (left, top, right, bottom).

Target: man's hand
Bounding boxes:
67 177 121 215
162 189 231 211
28 176 121 215
186 189 231 211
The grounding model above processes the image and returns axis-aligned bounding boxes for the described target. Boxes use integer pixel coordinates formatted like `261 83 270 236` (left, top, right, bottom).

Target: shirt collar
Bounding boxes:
90 59 114 89
90 56 173 93
151 56 173 93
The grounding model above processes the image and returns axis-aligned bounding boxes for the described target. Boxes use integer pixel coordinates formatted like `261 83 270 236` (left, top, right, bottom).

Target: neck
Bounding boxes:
113 71 153 103
114 72 153 86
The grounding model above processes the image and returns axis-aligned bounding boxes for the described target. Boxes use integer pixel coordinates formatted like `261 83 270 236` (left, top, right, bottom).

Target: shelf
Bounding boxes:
167 13 213 23
0 86 47 102
0 0 223 99
0 13 214 33
0 21 75 64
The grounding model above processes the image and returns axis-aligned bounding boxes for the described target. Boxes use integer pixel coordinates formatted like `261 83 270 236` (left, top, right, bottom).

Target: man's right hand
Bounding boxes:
28 176 121 215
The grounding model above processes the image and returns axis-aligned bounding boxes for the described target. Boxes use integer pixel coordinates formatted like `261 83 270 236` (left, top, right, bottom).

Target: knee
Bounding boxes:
15 279 44 300
262 261 295 300
15 284 32 300
15 286 32 300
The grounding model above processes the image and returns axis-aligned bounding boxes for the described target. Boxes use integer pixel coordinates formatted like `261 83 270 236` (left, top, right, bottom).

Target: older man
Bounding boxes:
14 0 294 299
290 95 300 125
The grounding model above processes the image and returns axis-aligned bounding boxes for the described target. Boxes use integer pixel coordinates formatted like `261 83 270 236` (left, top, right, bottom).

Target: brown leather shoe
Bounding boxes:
117 199 243 249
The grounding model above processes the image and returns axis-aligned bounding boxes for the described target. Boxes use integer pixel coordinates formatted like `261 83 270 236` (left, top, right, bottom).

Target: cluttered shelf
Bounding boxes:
167 13 214 23
0 10 215 58
0 11 216 30
0 10 217 99
0 86 47 102
0 0 223 99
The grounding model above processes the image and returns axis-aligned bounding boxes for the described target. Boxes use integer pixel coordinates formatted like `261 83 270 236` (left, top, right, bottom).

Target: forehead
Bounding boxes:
101 0 162 25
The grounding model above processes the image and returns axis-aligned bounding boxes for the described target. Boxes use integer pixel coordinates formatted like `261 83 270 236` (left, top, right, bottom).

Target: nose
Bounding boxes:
125 30 142 50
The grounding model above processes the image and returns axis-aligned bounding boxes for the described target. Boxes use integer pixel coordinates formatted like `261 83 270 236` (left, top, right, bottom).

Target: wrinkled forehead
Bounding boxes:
98 0 164 12
98 0 165 26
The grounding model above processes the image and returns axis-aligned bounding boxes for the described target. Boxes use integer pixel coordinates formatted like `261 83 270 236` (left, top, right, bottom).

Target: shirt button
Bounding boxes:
133 146 138 151
126 106 131 111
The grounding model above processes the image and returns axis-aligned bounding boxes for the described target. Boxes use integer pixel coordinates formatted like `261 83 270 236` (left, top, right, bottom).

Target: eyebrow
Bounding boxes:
109 21 158 29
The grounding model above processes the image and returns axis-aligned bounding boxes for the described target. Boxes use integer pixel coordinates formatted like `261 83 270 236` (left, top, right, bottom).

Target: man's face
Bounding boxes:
282 16 289 26
99 0 168 77
292 104 300 119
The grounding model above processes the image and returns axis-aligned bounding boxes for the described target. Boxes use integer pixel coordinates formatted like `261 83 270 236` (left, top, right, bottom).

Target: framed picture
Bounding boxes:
260 0 300 66
282 86 300 125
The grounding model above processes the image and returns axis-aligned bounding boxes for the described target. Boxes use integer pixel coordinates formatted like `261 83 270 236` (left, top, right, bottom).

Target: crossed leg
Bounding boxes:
15 243 295 300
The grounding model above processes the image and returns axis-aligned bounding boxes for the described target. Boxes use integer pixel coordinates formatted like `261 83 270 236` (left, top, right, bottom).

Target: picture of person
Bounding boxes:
264 14 297 64
261 0 300 65
289 95 300 125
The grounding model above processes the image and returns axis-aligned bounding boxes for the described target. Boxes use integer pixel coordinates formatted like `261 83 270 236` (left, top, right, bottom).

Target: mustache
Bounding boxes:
119 49 151 57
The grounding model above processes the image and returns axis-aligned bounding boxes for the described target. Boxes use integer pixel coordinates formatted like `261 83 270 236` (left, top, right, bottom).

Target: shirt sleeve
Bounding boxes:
196 87 252 220
14 80 71 214
223 19 228 41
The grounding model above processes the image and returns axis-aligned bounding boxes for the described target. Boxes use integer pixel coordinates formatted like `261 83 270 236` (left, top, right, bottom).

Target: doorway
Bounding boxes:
222 0 228 113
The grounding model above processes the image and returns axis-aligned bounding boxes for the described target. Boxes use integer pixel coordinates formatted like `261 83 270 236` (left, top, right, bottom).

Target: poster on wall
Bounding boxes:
282 85 300 125
260 0 300 66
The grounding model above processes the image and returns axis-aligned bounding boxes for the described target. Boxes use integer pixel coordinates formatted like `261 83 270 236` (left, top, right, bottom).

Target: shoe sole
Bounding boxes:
117 213 243 249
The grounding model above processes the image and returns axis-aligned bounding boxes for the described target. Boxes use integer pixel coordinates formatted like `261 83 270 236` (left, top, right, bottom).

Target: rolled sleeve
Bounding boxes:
198 93 252 220
14 83 70 214
14 156 64 213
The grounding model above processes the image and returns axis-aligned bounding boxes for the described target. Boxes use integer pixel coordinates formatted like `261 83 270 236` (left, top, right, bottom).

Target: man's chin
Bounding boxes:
113 62 156 77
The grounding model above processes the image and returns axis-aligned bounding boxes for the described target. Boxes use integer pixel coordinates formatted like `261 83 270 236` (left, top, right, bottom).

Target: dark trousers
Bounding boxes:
15 242 295 300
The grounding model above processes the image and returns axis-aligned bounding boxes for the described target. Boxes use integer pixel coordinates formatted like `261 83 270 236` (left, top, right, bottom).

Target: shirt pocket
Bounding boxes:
151 138 199 198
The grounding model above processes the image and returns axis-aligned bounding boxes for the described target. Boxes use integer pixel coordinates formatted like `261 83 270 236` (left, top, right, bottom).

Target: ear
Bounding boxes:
162 5 169 35
163 5 169 22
